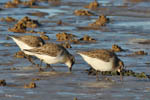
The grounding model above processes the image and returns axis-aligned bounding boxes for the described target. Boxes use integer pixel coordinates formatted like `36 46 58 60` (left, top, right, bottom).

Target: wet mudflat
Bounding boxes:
1 0 150 100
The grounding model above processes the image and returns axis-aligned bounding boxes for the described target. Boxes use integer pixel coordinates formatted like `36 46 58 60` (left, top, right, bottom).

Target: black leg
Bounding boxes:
120 71 123 82
36 60 44 72
39 60 43 67
46 64 55 71
26 55 36 65
96 71 99 81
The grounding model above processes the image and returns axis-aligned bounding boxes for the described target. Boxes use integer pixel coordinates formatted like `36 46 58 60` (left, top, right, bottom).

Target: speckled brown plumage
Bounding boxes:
78 49 118 62
25 43 71 57
12 35 45 47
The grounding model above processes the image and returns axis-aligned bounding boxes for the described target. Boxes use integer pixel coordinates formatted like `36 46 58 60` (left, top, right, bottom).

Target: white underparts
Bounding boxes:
79 53 113 71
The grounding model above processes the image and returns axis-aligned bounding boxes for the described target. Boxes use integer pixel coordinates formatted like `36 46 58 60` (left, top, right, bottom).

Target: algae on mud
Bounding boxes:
86 68 150 79
1 0 150 100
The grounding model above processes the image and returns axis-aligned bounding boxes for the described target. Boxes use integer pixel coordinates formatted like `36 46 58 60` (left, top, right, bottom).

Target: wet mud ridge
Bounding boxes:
1 0 150 100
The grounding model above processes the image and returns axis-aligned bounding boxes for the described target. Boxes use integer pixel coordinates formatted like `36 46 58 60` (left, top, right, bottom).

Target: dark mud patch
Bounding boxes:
27 11 49 17
0 17 17 23
40 35 50 40
79 35 96 42
24 82 36 88
125 0 150 3
86 68 150 79
0 62 16 66
56 32 96 45
1 43 16 47
84 0 99 9
14 51 26 58
56 32 77 41
3 67 19 71
8 16 41 33
60 42 72 48
0 80 6 86
137 40 150 44
126 50 148 56
74 9 95 16
89 15 109 27
111 44 125 52
4 0 39 8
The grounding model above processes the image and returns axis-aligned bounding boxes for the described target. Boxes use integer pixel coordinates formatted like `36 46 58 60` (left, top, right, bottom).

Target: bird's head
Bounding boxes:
66 55 75 72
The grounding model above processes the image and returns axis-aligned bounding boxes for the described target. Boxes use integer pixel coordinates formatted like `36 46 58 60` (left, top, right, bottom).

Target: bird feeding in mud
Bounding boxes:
9 35 45 66
78 49 124 81
23 43 75 72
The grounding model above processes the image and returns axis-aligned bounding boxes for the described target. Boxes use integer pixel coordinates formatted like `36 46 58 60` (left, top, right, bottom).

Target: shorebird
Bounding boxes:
9 35 45 65
23 43 75 72
78 49 124 81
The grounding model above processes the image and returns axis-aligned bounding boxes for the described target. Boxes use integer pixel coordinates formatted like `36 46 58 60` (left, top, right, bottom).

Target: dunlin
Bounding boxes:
9 35 45 65
78 49 124 80
23 43 75 72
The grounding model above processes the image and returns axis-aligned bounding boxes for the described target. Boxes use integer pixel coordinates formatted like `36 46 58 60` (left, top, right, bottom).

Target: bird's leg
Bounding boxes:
39 60 43 67
96 71 99 81
46 64 55 71
25 55 36 65
120 71 123 82
36 60 44 72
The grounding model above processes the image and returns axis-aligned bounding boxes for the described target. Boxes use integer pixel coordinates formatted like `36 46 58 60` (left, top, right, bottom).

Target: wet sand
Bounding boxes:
1 0 150 100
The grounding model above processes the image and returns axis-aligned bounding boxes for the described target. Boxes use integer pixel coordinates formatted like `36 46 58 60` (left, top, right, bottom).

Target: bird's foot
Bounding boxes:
36 64 44 72
103 77 115 82
38 68 44 72
46 64 55 72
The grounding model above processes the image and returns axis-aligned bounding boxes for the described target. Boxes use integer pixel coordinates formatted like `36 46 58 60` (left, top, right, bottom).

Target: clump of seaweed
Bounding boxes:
60 42 72 48
56 32 76 41
79 35 96 42
24 82 36 88
8 16 40 33
74 9 95 16
84 0 99 9
0 80 7 86
0 17 17 22
4 0 37 8
86 68 150 79
127 50 148 56
56 32 97 45
40 35 50 40
89 15 109 26
111 44 124 52
14 51 26 58
134 51 148 55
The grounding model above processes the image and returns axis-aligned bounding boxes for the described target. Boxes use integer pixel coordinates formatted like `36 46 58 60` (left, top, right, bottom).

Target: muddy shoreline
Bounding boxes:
0 0 150 100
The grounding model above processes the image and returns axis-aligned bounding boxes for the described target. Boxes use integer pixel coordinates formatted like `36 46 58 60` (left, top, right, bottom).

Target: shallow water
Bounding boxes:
0 0 150 100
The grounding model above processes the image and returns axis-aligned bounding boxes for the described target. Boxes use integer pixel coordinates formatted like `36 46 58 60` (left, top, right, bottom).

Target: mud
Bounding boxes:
24 82 36 88
8 16 40 33
56 32 76 41
84 0 99 9
74 9 95 16
14 51 26 58
111 44 124 52
61 42 72 48
79 35 96 42
27 11 49 17
0 17 17 22
89 15 109 26
134 51 148 55
1 0 150 100
0 80 6 86
86 68 150 79
4 0 37 8
40 35 50 40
